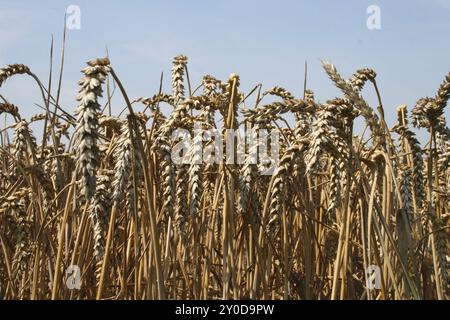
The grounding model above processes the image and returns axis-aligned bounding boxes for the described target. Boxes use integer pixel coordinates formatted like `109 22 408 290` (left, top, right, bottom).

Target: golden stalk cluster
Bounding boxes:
0 55 449 300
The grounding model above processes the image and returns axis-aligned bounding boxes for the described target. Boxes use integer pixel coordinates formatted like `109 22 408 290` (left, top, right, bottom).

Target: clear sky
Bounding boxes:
1 0 450 131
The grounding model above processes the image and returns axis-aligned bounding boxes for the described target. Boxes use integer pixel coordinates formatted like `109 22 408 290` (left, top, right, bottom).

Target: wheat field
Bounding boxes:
0 54 449 300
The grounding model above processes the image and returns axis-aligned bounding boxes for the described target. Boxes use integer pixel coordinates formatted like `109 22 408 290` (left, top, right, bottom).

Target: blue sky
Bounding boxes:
1 0 450 131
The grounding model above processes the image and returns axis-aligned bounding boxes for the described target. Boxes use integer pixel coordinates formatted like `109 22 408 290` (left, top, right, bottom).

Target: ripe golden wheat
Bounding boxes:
0 55 449 300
